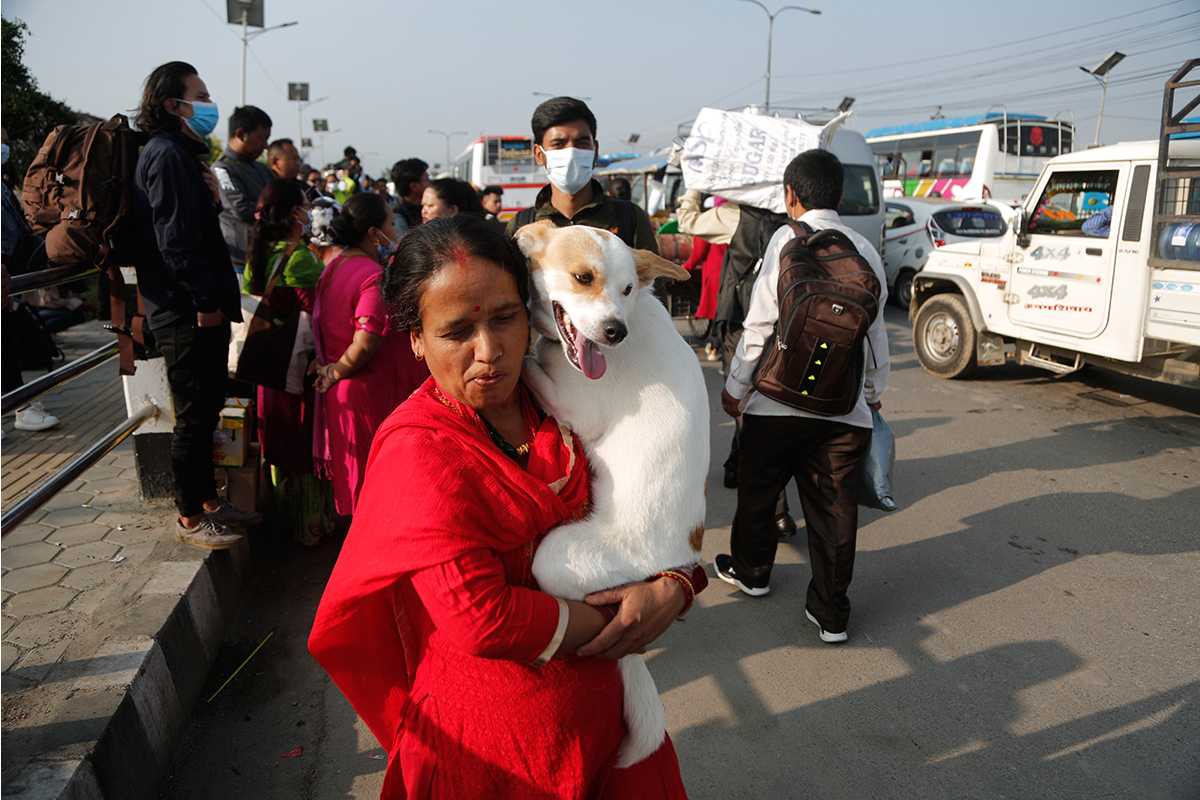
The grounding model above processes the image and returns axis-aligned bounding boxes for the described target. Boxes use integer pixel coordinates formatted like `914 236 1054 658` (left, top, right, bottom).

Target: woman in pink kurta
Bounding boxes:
312 193 427 515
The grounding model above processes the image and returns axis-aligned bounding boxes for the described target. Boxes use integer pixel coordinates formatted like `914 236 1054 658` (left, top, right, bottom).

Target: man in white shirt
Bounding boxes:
715 149 890 644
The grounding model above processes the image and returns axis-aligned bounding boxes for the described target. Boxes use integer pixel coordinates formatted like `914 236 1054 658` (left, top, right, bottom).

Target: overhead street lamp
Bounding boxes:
316 126 342 168
226 1 297 107
288 84 328 150
1080 50 1126 147
429 130 469 175
735 0 821 114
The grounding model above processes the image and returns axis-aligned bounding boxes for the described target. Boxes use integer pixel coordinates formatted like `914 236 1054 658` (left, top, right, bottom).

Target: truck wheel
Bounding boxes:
914 294 977 379
894 269 916 311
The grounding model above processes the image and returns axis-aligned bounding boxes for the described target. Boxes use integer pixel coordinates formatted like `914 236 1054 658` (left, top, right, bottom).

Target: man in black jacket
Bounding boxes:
132 61 260 549
389 157 429 237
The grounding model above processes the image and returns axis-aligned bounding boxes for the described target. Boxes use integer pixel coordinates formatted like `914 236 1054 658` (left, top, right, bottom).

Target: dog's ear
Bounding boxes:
514 219 557 261
631 248 689 287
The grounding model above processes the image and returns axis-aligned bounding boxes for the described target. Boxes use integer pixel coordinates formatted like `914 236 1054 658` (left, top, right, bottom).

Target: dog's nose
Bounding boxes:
602 319 627 345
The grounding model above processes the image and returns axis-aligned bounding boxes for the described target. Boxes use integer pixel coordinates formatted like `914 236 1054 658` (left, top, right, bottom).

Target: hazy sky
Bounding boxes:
5 0 1196 180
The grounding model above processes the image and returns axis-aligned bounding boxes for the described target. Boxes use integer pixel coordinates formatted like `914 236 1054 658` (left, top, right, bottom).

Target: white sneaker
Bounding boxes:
14 402 60 432
805 608 848 644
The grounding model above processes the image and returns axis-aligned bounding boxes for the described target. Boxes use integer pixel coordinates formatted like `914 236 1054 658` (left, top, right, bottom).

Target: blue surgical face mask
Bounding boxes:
375 230 399 264
0 143 8 166
175 98 220 138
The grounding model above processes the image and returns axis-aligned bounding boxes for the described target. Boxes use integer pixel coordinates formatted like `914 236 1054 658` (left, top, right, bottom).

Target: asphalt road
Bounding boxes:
160 306 1200 799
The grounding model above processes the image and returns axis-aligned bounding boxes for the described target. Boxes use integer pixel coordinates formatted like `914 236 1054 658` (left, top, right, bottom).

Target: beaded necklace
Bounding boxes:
430 384 534 460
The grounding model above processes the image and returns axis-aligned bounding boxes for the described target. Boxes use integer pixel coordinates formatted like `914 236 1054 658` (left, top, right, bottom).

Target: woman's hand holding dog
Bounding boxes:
575 578 686 659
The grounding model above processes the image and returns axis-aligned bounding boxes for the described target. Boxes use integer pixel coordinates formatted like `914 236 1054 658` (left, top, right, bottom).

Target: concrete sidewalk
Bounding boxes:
2 322 255 799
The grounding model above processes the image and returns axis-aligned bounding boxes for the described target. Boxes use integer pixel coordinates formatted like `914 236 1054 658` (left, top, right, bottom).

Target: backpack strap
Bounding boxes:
261 244 299 298
217 153 268 193
612 199 639 248
510 206 537 232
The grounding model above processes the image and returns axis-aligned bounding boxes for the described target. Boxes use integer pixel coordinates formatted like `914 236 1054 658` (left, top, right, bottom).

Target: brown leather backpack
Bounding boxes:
752 220 881 416
22 114 148 373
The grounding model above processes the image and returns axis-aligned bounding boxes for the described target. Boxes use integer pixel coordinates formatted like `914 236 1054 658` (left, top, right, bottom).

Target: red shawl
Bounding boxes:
308 375 590 754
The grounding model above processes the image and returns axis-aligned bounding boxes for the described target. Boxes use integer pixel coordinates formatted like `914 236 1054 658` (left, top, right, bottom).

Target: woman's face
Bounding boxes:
421 187 456 223
411 256 529 413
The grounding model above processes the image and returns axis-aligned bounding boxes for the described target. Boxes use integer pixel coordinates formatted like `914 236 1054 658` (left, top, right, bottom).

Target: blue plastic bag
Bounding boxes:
858 407 896 511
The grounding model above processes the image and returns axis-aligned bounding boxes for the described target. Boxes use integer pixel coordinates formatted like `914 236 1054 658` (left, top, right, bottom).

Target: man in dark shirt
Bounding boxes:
132 61 260 550
506 97 657 254
389 157 429 237
212 105 272 273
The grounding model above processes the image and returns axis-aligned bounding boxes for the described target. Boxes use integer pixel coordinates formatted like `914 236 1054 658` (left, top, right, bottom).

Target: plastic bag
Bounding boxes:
858 407 897 511
680 108 849 213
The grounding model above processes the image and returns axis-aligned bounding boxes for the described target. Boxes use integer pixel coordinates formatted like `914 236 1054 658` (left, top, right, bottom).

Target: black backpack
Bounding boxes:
752 221 881 416
13 301 65 372
713 205 788 326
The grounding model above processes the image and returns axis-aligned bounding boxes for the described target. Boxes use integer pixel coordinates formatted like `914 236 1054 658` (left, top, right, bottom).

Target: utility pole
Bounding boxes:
735 0 820 113
227 0 297 106
429 130 468 176
1080 51 1126 147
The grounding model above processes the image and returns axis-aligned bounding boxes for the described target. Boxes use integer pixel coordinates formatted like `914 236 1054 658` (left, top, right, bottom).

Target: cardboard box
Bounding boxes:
213 399 252 467
223 454 261 512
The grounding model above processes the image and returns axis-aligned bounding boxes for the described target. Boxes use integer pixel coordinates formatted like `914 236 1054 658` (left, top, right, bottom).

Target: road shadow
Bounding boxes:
652 483 1200 797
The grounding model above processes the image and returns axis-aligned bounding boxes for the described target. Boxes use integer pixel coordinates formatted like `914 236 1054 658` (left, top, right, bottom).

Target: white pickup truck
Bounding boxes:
909 60 1200 389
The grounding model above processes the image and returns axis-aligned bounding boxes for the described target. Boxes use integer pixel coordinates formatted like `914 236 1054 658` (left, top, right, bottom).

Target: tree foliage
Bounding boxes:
2 16 82 181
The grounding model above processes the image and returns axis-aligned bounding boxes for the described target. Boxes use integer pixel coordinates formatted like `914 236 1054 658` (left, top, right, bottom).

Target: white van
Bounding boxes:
827 128 886 254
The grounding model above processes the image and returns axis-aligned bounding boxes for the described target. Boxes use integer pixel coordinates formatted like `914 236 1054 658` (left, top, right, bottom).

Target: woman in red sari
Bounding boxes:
309 215 702 799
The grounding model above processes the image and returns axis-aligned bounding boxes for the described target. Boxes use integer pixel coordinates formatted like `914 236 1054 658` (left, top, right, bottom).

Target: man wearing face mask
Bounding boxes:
131 61 258 551
212 105 273 275
506 97 658 254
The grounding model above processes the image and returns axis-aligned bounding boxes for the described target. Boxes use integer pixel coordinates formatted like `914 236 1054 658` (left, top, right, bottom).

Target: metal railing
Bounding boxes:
2 264 158 537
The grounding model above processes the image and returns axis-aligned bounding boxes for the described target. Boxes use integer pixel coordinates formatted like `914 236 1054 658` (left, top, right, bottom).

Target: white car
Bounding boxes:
883 198 1008 309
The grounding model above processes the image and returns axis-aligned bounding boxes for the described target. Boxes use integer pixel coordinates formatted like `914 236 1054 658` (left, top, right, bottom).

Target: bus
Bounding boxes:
866 112 1074 204
450 135 544 220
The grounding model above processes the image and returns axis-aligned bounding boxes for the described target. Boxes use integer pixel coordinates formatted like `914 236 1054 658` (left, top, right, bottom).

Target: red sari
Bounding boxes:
309 377 689 799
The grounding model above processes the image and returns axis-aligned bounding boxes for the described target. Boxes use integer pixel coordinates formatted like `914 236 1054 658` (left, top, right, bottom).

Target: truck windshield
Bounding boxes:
1028 170 1119 236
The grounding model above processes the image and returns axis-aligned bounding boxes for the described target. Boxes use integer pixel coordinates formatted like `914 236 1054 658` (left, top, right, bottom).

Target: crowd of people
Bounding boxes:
3 58 889 798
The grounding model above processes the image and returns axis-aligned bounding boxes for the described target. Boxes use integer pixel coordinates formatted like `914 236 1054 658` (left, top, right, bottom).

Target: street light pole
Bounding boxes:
296 96 328 149
429 130 468 175
735 1 820 113
238 17 298 106
1079 51 1126 147
318 128 342 168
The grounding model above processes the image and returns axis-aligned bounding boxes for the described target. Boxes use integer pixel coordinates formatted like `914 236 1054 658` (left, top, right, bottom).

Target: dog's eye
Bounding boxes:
573 273 593 286
623 284 633 296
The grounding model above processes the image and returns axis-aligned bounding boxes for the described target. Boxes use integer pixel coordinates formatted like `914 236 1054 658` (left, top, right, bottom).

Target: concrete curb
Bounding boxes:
3 537 255 800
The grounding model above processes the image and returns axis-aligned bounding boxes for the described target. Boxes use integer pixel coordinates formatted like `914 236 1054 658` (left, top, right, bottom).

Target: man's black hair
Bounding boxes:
228 105 272 140
531 97 597 146
480 184 503 198
390 158 429 198
267 138 294 158
783 149 843 211
344 145 357 158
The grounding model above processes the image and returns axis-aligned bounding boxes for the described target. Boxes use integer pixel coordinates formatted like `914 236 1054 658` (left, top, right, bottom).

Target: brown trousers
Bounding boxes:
730 412 871 633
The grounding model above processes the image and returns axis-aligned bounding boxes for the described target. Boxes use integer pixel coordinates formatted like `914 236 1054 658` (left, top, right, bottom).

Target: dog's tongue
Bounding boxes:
574 336 607 380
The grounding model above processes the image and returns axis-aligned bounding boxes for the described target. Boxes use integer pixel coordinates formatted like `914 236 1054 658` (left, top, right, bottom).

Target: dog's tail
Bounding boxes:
615 655 668 768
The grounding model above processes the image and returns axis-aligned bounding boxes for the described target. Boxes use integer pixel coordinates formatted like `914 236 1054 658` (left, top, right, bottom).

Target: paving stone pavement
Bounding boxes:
2 321 256 800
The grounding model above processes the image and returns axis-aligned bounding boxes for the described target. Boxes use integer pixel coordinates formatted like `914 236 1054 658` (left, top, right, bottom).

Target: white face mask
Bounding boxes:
542 146 595 196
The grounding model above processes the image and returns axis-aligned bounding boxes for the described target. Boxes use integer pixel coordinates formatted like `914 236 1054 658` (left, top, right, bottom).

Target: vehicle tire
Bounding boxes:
688 316 712 339
913 294 977 379
893 269 916 311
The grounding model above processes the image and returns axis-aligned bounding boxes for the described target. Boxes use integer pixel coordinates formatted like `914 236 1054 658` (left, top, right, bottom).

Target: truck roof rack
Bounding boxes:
1148 59 1200 271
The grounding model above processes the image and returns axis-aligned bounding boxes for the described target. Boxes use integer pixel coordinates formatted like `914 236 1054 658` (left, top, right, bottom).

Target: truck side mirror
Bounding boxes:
1013 210 1030 247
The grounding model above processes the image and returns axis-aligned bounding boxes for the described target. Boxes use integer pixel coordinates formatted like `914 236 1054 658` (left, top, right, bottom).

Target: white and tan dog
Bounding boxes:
516 220 709 767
